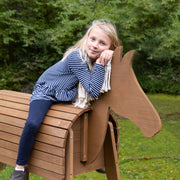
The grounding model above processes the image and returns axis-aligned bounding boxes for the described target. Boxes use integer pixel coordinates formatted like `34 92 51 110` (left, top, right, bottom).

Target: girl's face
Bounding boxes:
85 27 112 61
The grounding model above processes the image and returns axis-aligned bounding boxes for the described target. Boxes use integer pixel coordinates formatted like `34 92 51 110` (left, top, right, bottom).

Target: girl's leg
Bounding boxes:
16 99 52 166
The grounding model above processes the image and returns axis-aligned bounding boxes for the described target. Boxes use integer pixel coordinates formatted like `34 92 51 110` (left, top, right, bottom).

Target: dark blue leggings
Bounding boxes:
16 99 52 165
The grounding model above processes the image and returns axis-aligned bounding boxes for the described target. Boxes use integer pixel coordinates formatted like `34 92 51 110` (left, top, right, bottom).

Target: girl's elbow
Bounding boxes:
89 89 99 99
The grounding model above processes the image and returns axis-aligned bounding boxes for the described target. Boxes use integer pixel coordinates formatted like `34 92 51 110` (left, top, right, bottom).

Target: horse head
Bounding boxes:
87 46 161 163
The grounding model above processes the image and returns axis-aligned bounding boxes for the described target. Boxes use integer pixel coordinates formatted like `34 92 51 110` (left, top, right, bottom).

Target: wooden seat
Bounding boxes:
0 90 120 179
0 90 94 179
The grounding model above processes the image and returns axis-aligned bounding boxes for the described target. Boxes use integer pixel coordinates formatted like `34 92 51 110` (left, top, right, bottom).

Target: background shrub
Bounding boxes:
0 0 179 94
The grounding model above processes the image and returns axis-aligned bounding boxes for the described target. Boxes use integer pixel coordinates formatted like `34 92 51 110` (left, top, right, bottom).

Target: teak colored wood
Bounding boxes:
0 46 161 180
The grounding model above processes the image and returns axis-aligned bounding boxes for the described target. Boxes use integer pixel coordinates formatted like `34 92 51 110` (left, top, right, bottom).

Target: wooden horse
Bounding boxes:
0 46 161 179
87 46 162 179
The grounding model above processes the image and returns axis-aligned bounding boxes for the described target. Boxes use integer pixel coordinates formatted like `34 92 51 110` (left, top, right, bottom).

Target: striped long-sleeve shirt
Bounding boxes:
30 49 105 102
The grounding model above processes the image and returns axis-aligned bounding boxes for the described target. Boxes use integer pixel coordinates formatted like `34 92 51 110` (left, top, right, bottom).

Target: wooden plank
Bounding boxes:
0 154 16 167
0 154 65 179
0 100 29 111
0 147 65 174
30 150 65 166
52 103 92 115
0 123 22 135
0 139 66 158
0 106 77 121
0 144 65 166
0 147 17 159
0 139 18 152
46 109 77 120
39 124 67 138
0 121 67 138
0 90 91 113
51 104 87 114
0 123 67 143
29 165 65 180
29 157 65 174
0 114 25 128
43 116 72 129
80 113 88 162
0 114 71 129
0 131 66 148
0 131 20 143
0 98 89 116
0 94 29 104
0 106 28 119
35 133 66 147
33 141 65 157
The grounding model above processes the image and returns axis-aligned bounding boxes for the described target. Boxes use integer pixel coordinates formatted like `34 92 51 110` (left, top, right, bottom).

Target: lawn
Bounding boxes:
0 94 179 179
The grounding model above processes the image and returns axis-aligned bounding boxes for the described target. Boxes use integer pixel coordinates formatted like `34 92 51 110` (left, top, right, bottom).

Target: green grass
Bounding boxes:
0 94 179 179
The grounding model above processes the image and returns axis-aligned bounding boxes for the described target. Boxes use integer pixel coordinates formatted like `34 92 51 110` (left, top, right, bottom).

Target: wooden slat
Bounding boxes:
0 105 78 121
0 131 65 148
33 141 65 157
46 109 77 120
0 90 31 99
0 123 22 135
0 114 25 127
0 154 65 180
0 147 17 159
0 121 67 138
52 103 91 115
0 114 71 129
30 150 65 166
0 139 18 152
43 116 72 129
0 141 65 166
29 165 65 180
0 147 65 174
0 122 67 141
0 100 29 111
0 106 28 119
0 153 65 177
0 139 66 158
29 157 65 174
0 154 16 167
35 133 66 147
0 98 89 116
0 131 19 143
39 124 67 137
0 90 91 114
0 94 30 104
0 106 77 121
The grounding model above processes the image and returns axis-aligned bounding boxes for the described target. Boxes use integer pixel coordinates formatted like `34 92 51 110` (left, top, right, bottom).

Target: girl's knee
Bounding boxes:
25 120 41 135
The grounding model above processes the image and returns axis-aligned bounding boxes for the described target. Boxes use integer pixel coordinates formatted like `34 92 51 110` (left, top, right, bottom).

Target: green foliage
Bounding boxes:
0 0 179 93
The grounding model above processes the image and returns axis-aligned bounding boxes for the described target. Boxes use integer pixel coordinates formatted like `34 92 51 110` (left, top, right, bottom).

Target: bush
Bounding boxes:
0 0 179 94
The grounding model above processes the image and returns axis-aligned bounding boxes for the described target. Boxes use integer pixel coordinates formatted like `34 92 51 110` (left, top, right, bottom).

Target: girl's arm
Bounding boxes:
96 50 114 66
68 50 105 98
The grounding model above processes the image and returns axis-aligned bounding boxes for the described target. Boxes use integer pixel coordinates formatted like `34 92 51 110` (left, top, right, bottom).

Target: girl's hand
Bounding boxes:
96 50 114 66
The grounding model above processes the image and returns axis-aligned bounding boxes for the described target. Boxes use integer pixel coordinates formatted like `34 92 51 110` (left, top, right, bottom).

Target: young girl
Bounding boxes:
11 19 120 180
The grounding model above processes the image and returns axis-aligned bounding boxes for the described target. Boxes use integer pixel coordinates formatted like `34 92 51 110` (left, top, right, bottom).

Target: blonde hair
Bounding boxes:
63 20 120 59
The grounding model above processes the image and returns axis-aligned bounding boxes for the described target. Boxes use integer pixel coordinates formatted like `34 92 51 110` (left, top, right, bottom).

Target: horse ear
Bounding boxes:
121 50 136 66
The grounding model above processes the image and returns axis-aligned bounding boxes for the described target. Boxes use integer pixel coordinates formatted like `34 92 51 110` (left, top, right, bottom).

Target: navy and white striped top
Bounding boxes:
30 49 105 102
